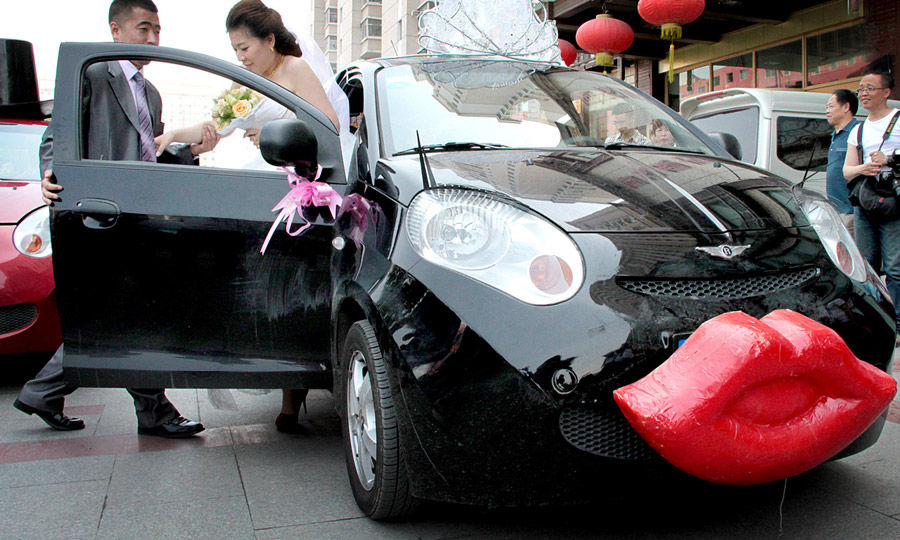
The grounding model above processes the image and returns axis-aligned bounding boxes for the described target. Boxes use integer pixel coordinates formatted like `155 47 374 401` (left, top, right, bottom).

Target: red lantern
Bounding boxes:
637 0 705 81
575 14 634 67
638 0 705 40
558 39 577 67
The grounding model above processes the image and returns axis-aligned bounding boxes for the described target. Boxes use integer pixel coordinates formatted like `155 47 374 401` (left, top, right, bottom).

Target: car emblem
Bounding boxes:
695 244 751 259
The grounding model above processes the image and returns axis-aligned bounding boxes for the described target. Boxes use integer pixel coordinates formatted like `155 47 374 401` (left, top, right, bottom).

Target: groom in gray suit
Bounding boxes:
16 0 215 437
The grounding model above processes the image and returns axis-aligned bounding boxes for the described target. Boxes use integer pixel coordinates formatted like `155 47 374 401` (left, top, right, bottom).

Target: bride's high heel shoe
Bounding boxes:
275 412 304 433
275 389 309 433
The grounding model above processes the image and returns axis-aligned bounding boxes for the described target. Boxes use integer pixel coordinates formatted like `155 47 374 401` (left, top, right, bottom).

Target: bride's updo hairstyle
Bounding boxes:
226 0 302 57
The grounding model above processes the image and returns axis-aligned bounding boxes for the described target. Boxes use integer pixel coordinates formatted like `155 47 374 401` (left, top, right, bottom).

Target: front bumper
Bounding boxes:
371 247 895 505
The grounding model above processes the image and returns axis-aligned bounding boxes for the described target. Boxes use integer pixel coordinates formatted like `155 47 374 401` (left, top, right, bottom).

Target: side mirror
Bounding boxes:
260 119 318 178
706 132 742 161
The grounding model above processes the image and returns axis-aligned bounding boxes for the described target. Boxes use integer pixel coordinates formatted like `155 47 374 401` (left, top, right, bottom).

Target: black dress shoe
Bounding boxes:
13 399 85 431
138 416 205 438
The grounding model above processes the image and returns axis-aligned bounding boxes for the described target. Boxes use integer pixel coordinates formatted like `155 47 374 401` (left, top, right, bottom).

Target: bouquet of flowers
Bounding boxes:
211 86 262 133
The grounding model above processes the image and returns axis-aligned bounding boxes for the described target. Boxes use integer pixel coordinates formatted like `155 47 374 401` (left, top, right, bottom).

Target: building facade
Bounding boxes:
552 0 895 109
307 0 439 73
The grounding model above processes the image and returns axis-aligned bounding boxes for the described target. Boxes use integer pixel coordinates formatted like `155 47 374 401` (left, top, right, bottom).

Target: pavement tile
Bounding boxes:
0 414 99 444
236 440 363 528
0 479 106 539
254 517 419 539
97 495 255 540
0 454 114 488
0 428 233 464
797 422 900 519
107 446 243 506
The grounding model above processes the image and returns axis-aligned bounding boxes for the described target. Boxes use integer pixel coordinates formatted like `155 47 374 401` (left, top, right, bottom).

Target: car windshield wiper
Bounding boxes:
603 142 706 154
394 142 509 156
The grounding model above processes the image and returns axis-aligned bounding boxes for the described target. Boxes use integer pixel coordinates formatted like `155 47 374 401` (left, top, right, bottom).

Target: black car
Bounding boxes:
49 43 895 519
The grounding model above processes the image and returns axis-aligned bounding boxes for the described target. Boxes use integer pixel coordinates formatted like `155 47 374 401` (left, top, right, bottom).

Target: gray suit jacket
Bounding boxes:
40 60 194 173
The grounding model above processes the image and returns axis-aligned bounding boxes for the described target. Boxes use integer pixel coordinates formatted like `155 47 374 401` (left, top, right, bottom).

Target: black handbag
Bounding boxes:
848 112 900 221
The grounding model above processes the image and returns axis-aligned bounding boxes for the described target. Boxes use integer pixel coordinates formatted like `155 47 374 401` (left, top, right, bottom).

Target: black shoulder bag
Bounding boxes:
847 112 900 222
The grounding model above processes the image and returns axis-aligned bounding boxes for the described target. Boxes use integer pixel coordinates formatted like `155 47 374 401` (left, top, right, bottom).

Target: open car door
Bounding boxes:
50 42 345 388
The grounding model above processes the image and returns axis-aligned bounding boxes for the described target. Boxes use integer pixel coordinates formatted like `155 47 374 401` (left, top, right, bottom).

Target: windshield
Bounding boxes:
376 61 716 156
0 123 44 181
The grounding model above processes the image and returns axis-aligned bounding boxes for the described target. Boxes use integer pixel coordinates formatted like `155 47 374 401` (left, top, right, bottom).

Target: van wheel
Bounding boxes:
338 320 417 519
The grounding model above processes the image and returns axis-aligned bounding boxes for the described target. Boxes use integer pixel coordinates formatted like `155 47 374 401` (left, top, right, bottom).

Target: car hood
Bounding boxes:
0 181 43 224
387 149 808 233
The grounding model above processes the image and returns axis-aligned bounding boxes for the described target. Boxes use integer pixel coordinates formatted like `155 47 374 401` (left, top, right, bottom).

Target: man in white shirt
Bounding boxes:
843 70 900 335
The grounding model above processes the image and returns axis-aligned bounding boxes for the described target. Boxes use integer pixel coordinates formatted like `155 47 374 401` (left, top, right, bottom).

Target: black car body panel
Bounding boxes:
51 48 896 507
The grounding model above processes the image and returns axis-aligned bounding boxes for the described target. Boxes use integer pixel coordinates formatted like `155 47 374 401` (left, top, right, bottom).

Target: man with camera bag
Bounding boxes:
844 70 900 335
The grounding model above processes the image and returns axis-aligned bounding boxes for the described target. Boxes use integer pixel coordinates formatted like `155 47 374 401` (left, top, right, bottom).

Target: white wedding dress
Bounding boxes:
218 34 352 174
207 34 352 411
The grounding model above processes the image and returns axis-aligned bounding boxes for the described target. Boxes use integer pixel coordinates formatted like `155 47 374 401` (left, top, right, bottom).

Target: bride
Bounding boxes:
157 0 349 433
156 0 347 158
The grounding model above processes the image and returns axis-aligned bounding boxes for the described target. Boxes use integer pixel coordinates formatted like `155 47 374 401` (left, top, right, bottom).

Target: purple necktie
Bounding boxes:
131 71 158 162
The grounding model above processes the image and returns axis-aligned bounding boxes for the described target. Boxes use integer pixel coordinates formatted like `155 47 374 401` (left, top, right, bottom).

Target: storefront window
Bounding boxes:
712 53 753 91
680 66 710 98
756 40 803 89
806 25 871 86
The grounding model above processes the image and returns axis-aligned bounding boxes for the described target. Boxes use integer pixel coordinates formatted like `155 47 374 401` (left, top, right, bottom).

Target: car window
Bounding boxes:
690 107 759 164
79 59 297 172
0 123 44 180
775 116 831 172
376 62 716 156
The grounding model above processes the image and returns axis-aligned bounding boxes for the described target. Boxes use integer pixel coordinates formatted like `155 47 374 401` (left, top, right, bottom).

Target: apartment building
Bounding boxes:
308 0 438 72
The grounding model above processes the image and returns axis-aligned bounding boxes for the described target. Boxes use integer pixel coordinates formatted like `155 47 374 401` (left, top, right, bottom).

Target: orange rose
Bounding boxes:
232 99 252 118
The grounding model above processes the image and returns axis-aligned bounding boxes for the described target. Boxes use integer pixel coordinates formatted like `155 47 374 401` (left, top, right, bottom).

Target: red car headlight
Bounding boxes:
13 206 52 258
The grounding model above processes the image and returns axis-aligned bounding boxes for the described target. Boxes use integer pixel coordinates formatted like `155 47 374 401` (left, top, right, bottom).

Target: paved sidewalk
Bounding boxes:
1 360 900 539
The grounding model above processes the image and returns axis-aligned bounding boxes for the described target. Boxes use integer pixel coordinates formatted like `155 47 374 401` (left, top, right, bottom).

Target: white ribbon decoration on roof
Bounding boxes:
417 0 563 88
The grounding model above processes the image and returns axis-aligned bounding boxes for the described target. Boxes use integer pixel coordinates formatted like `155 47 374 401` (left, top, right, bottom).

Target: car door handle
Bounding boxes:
75 198 120 229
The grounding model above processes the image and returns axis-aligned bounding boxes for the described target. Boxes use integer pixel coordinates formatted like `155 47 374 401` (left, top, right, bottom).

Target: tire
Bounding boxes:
338 320 417 520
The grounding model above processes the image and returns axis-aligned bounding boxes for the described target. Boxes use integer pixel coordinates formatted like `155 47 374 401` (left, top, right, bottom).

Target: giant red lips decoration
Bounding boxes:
613 310 896 485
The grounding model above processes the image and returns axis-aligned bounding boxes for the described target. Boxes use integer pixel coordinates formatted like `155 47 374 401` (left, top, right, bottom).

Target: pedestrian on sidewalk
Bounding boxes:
825 88 859 234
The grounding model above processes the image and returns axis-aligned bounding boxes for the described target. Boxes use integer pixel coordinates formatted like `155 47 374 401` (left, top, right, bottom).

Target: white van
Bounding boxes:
680 89 897 197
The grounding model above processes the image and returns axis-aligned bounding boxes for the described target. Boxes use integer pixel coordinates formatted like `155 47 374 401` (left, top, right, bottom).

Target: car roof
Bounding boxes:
681 89 831 118
681 88 900 119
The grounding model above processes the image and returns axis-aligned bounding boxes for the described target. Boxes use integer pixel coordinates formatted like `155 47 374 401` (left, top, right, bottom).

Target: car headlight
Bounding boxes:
800 197 865 282
13 206 52 258
406 188 585 305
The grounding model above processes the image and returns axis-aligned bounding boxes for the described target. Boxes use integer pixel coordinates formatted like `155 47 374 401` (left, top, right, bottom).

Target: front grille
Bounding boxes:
559 406 657 461
0 303 38 335
616 267 819 299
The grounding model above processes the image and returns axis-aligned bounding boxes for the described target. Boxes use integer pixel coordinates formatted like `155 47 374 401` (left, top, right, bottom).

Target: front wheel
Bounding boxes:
338 320 417 519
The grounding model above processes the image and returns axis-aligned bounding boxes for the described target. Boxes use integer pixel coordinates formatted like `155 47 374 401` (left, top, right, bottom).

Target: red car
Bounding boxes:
0 118 60 356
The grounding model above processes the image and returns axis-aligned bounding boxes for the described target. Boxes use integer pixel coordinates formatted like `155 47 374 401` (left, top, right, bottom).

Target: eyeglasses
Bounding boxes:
856 86 887 95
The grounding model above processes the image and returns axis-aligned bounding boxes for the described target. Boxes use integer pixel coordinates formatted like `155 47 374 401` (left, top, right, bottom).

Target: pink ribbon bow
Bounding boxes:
338 193 379 247
260 166 343 254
